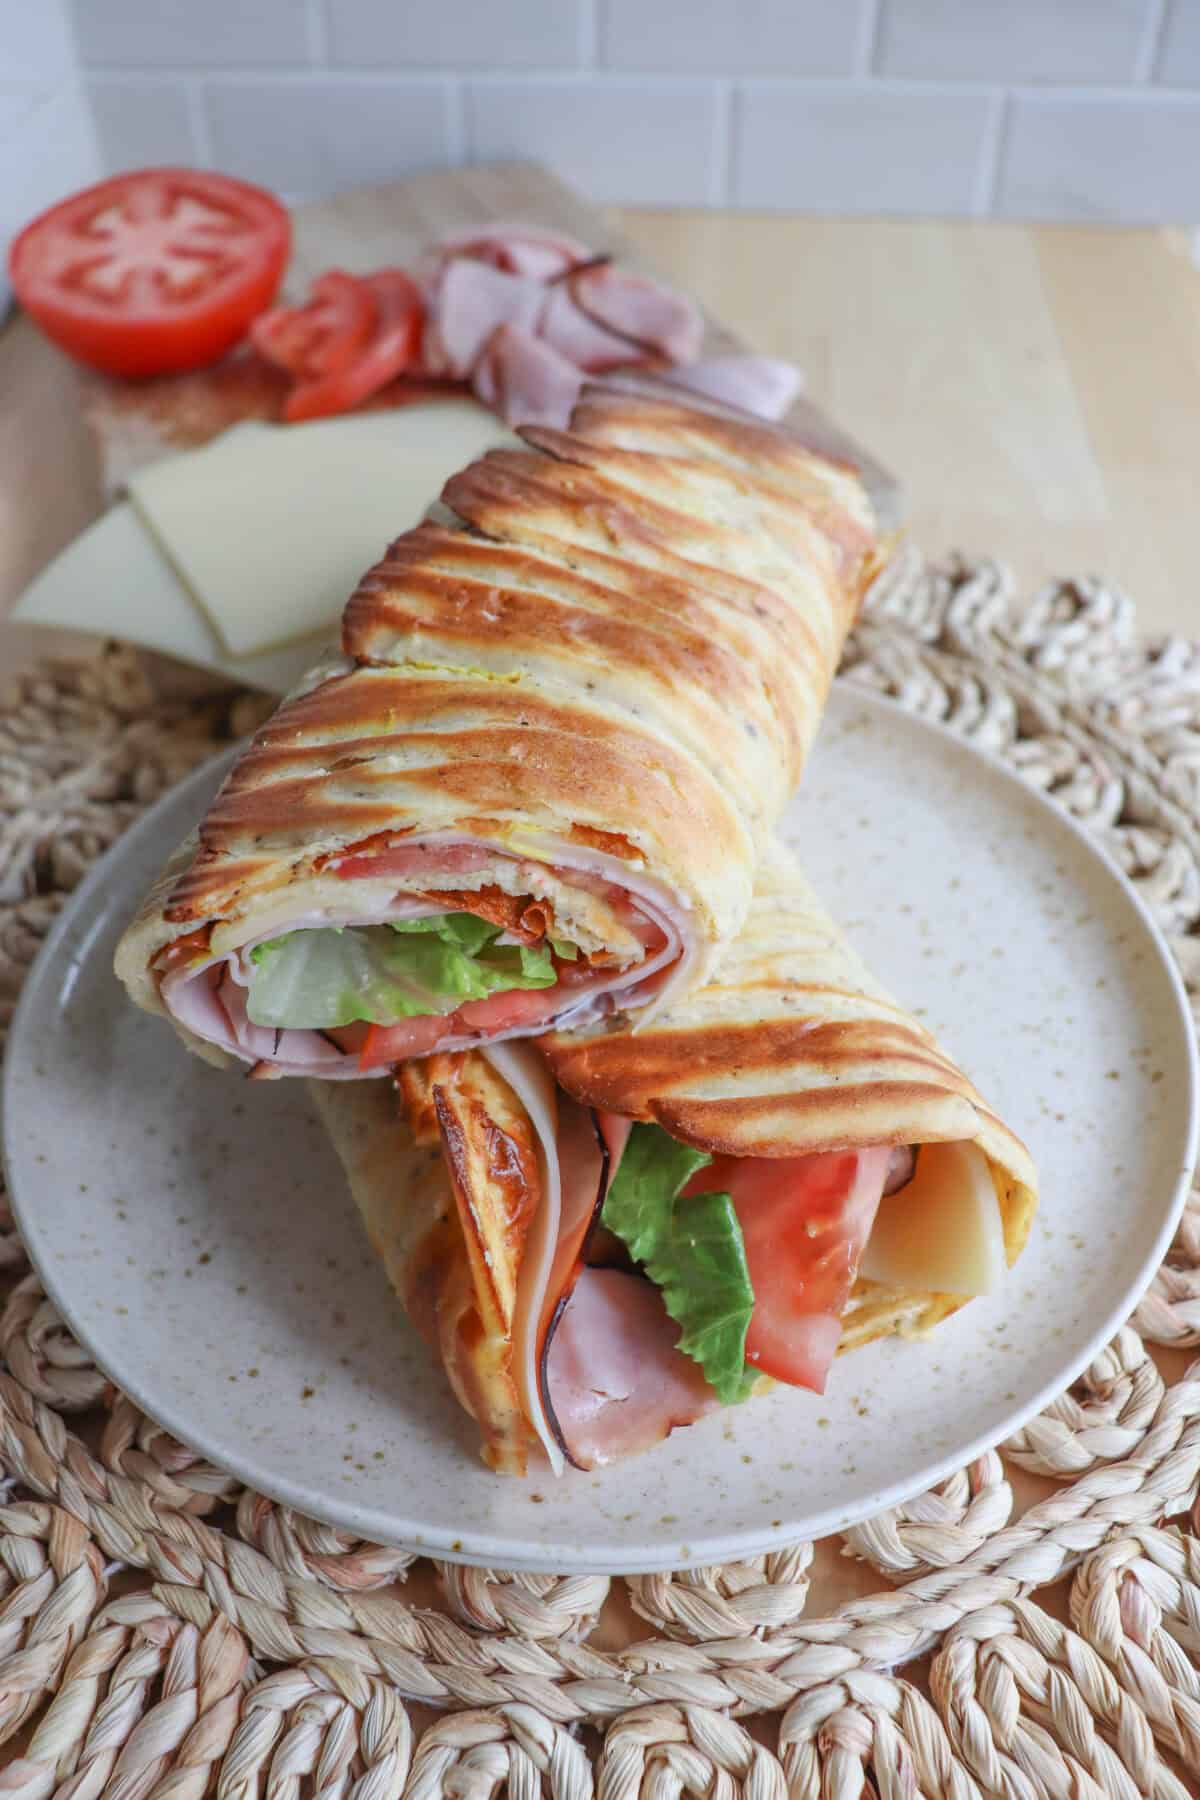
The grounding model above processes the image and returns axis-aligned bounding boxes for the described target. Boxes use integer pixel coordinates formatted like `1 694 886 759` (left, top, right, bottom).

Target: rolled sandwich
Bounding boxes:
311 841 1037 1473
116 388 880 1077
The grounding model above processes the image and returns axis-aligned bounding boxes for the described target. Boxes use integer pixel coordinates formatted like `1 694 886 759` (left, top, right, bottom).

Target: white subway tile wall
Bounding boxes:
997 94 1200 221
733 84 997 215
1 0 98 305
875 0 1152 84
466 79 723 206
7 0 1197 219
599 0 864 77
204 77 455 194
328 0 585 70
86 77 199 172
1158 0 1200 86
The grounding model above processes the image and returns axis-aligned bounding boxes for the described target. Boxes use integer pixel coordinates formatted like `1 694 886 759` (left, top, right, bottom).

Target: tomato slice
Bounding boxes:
358 983 565 1071
284 269 424 422
9 168 290 378
250 270 375 379
687 1147 891 1393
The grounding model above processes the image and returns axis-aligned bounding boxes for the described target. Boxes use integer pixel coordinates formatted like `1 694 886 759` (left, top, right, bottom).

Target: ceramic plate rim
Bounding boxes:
4 686 1196 1573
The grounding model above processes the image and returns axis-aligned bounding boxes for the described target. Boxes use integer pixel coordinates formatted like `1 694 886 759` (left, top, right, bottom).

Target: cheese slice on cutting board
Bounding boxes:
12 502 330 694
126 402 518 658
859 1140 1007 1297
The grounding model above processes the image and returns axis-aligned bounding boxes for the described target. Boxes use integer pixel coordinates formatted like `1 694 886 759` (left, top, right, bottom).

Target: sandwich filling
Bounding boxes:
153 834 691 1077
401 1043 1008 1474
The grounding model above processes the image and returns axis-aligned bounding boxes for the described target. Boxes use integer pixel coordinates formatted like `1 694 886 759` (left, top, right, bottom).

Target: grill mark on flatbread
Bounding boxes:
440 454 823 773
122 388 881 1037
163 674 750 922
343 524 787 802
544 1017 963 1110
562 391 871 511
522 425 863 605
541 837 1038 1269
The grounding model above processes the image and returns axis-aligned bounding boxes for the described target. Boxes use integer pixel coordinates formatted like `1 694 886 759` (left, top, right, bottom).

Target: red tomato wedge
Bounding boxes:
358 983 563 1071
687 1147 892 1393
8 168 290 378
266 268 425 422
249 270 374 379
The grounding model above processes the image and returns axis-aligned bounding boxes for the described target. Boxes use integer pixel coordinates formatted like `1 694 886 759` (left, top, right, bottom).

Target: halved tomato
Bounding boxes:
9 168 290 378
687 1147 891 1393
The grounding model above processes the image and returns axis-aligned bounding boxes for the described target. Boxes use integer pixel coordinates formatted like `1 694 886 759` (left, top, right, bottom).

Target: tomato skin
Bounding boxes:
689 1148 891 1393
8 168 290 378
250 269 375 379
358 983 562 1070
282 269 424 422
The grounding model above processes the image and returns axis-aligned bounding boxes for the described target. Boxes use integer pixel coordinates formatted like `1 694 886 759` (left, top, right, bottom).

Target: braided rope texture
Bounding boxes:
3 550 1200 1795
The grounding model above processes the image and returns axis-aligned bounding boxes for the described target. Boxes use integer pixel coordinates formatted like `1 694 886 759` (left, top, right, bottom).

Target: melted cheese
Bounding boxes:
859 1140 1007 1297
482 1041 565 1476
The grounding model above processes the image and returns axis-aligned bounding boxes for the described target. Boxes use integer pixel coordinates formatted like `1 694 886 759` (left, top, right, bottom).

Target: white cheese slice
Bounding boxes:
126 403 518 659
859 1140 1007 1297
483 1042 565 1477
12 501 325 695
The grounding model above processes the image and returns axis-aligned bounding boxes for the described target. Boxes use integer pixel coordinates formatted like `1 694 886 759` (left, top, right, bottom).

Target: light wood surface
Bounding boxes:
3 179 1199 661
613 210 1200 639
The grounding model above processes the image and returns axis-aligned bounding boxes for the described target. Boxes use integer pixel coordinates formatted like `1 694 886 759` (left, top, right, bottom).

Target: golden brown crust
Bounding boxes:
163 669 750 924
120 387 881 1081
543 837 1038 1299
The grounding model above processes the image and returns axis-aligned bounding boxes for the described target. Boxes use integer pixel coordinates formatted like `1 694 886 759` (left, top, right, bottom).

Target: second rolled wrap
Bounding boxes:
313 838 1037 1474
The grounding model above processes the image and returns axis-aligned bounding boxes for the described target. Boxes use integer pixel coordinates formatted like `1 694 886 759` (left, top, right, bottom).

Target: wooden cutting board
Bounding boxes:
80 161 901 524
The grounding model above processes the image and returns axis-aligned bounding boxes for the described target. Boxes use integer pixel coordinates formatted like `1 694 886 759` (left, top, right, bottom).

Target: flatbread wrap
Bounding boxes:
115 388 880 1077
311 841 1037 1473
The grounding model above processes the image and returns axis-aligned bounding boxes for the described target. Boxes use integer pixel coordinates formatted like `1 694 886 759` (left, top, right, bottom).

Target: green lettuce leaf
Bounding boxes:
600 1122 756 1404
244 914 557 1030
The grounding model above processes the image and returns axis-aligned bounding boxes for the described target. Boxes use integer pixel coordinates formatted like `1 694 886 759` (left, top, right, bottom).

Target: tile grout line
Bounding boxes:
304 0 330 67
1133 0 1172 82
580 0 600 69
711 78 733 206
447 77 467 165
972 89 1010 216
853 0 884 76
184 77 214 166
74 67 1200 100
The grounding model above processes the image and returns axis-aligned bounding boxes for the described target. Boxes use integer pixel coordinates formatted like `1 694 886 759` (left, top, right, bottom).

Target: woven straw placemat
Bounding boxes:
3 547 1200 1798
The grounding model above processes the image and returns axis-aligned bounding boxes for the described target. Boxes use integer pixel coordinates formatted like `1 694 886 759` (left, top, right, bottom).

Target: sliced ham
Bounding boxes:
427 1051 901 1472
596 1110 633 1174
424 260 547 379
472 323 584 428
570 264 703 364
537 283 647 374
664 355 803 422
488 1047 712 1473
428 224 591 283
542 1269 717 1470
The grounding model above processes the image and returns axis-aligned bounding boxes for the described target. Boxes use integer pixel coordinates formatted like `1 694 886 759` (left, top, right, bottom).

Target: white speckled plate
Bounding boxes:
4 687 1196 1572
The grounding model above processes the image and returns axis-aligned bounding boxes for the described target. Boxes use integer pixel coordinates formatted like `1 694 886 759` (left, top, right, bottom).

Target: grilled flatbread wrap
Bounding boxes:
116 387 880 1079
311 840 1037 1473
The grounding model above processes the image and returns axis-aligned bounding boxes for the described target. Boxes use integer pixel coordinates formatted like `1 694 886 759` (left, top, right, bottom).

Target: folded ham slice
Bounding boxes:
423 260 546 379
421 224 592 284
543 1269 717 1470
664 356 804 422
472 324 585 429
